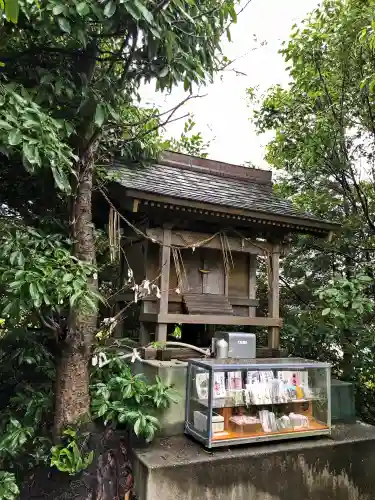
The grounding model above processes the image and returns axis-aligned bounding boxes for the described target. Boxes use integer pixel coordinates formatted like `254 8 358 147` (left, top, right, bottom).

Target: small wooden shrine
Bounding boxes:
101 152 338 349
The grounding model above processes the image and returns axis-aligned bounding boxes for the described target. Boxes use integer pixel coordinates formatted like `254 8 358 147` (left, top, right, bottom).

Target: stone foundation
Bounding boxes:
133 422 375 500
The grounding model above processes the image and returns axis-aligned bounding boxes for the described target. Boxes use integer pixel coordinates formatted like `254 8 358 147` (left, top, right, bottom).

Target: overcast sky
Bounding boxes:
141 0 320 168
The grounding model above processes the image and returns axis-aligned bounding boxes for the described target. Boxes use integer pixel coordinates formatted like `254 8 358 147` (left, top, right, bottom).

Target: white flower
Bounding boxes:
152 284 161 299
132 284 139 303
93 272 98 280
127 268 134 283
131 348 141 363
91 355 98 367
175 288 181 295
141 279 151 295
98 352 108 368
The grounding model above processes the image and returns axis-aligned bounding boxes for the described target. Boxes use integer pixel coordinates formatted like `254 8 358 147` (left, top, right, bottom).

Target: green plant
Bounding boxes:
0 226 101 324
91 358 177 442
166 117 210 158
0 471 19 500
50 428 94 476
171 324 182 340
0 419 34 459
316 275 374 323
151 341 167 349
251 0 375 422
0 329 54 480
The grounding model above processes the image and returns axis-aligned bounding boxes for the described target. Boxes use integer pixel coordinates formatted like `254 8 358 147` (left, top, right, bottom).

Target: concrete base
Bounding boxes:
133 423 375 500
131 358 187 436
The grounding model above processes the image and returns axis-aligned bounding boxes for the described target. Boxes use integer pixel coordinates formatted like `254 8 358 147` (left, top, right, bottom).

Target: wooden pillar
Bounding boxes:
248 254 257 317
268 243 280 349
140 302 151 345
156 226 171 342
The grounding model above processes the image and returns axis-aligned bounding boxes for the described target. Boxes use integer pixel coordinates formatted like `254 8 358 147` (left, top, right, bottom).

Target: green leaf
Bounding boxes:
322 308 331 316
51 166 71 193
134 418 141 436
52 4 65 14
8 129 22 146
96 404 108 417
17 252 24 266
124 2 140 20
58 17 71 34
77 29 87 47
5 0 19 23
134 0 153 23
29 282 39 299
158 66 169 78
10 251 18 265
0 120 12 130
76 2 89 15
94 103 106 127
70 290 82 307
103 0 116 18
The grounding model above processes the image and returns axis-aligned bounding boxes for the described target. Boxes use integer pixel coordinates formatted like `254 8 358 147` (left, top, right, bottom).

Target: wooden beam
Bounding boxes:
146 227 270 254
140 346 288 360
115 293 259 307
125 188 340 233
229 297 258 307
268 243 280 349
141 313 283 327
156 226 171 341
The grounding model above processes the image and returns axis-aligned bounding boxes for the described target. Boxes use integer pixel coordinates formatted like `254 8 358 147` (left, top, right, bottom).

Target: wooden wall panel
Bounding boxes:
203 249 225 295
145 242 160 282
122 241 145 284
228 252 249 297
180 248 203 293
233 305 249 317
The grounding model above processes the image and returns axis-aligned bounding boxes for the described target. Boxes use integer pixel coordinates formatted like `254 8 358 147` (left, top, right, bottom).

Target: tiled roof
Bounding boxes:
110 157 337 230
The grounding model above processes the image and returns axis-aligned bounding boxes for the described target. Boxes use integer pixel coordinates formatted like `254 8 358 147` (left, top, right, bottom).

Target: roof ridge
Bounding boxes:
160 151 272 186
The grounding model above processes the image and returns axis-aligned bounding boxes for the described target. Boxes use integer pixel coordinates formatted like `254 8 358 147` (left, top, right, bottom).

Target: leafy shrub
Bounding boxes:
0 328 54 486
0 471 19 500
0 226 100 323
50 429 94 476
91 357 177 442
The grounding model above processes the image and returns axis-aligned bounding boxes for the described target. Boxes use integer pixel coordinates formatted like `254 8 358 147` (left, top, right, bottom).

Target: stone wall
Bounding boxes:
133 423 375 500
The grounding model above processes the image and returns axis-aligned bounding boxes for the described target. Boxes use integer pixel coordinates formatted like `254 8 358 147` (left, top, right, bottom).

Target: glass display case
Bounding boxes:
185 358 331 448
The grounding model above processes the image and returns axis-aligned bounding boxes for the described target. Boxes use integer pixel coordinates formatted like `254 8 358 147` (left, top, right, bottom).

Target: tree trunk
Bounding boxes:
54 151 98 436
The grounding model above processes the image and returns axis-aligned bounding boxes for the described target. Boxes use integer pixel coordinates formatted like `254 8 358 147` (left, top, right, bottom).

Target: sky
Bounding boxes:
141 0 320 168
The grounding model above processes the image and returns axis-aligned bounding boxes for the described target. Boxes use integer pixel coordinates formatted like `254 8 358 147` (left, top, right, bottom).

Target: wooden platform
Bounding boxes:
140 312 283 327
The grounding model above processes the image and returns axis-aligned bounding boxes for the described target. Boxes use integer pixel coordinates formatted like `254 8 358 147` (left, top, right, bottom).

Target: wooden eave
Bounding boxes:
124 188 340 236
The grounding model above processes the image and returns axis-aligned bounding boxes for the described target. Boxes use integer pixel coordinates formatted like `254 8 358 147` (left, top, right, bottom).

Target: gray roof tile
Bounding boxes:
110 161 336 228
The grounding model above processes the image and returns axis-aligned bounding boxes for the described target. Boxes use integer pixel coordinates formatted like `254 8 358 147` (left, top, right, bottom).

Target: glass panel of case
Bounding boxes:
185 363 211 441
186 359 330 446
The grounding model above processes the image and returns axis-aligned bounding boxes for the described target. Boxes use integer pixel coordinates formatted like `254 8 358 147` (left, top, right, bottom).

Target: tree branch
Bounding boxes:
118 28 138 88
